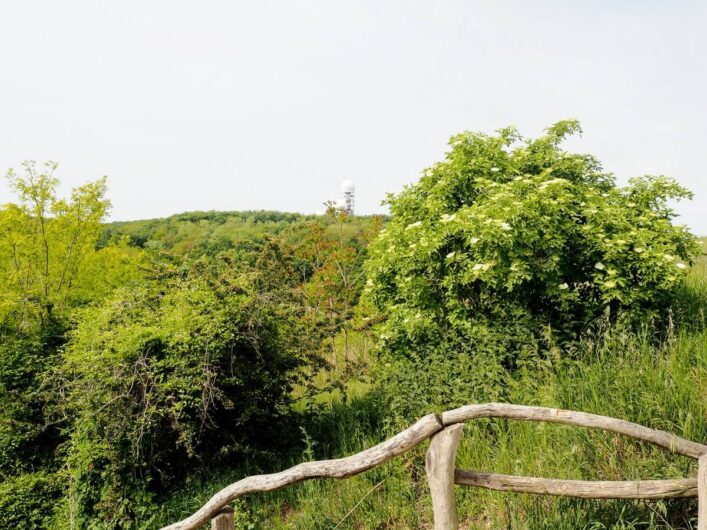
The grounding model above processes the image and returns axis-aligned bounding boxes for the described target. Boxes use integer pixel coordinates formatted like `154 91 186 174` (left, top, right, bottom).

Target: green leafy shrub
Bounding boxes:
0 330 66 477
0 471 62 529
364 121 699 418
56 258 318 528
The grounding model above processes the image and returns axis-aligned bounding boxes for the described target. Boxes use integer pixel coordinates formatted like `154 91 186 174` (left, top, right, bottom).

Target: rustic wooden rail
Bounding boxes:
161 403 707 530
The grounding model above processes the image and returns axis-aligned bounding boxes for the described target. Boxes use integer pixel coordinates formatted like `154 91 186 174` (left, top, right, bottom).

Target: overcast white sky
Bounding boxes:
1 1 705 232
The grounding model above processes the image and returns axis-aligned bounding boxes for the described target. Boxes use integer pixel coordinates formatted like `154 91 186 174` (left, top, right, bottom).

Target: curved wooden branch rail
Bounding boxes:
161 403 707 530
162 413 442 530
441 403 707 459
455 470 698 499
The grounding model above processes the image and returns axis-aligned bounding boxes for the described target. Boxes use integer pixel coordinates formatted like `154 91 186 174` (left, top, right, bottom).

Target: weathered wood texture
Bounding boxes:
162 403 707 530
160 413 442 530
426 424 465 530
455 470 697 499
210 506 234 530
699 454 707 530
442 403 707 459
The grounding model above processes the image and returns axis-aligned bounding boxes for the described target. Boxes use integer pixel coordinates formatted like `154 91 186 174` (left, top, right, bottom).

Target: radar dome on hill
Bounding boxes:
340 180 355 215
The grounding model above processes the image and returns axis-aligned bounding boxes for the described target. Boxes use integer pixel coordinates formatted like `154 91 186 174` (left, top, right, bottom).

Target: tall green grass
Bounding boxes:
156 245 706 529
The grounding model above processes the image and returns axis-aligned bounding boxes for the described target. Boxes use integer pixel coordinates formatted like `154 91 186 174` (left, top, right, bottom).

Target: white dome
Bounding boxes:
340 180 355 193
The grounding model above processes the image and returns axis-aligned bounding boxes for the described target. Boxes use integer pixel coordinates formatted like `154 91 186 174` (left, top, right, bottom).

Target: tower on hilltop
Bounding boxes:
340 180 355 215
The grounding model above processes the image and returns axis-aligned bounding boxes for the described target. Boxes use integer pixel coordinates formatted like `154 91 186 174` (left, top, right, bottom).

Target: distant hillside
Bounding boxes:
101 210 383 256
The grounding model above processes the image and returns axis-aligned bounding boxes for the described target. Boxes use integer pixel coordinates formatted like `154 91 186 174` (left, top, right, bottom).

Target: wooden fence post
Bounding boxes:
426 424 464 530
211 505 234 530
698 454 706 530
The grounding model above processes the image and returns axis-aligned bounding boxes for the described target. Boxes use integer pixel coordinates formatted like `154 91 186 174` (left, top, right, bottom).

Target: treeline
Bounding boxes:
101 210 380 257
101 210 308 253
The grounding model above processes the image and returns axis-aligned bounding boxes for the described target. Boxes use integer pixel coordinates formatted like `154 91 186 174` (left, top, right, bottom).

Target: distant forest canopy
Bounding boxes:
101 209 387 255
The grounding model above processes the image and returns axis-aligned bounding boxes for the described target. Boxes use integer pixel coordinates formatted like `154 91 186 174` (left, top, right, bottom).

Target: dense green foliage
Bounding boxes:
0 163 377 527
102 210 316 257
1 122 704 529
0 471 62 529
55 259 318 528
0 162 144 527
0 162 143 329
364 121 699 418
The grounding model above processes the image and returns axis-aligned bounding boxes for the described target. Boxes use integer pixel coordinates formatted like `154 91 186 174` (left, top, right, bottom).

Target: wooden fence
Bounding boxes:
161 403 707 530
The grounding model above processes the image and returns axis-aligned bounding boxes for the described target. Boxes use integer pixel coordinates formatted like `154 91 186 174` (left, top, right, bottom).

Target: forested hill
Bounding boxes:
101 210 384 256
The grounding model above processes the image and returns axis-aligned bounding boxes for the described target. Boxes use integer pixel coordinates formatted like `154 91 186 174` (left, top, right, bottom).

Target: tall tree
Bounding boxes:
0 161 111 329
0 162 143 477
298 208 380 366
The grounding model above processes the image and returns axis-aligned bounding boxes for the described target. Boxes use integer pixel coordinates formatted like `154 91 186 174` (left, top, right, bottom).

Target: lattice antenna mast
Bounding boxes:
340 180 355 215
